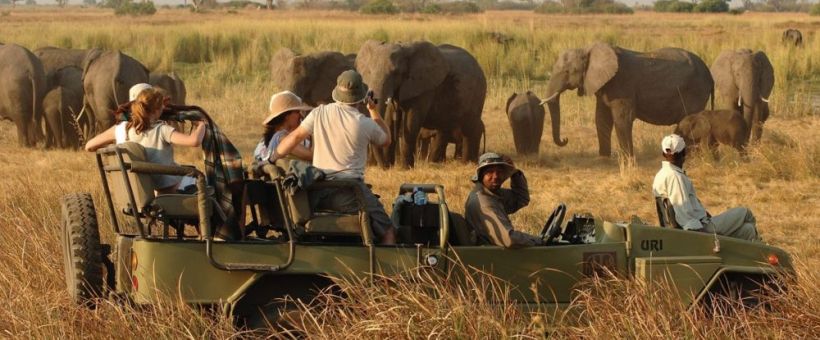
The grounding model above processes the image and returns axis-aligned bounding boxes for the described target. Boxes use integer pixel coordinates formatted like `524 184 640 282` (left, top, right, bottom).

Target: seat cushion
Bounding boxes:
152 194 203 218
304 213 362 236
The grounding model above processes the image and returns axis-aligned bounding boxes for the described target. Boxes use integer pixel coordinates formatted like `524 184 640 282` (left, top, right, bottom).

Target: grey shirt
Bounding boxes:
464 171 542 248
299 103 386 179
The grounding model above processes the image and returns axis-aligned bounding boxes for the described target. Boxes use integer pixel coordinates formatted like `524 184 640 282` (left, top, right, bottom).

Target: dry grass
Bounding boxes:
0 8 818 338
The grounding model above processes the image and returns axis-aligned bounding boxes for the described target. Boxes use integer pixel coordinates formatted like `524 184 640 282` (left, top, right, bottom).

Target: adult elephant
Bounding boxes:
710 49 774 143
149 72 187 105
356 40 487 168
82 50 149 137
541 42 714 158
0 44 46 147
270 48 355 106
782 29 803 47
506 91 546 155
34 47 99 88
43 66 83 149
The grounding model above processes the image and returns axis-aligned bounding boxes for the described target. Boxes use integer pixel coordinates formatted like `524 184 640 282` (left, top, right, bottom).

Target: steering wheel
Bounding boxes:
540 203 567 244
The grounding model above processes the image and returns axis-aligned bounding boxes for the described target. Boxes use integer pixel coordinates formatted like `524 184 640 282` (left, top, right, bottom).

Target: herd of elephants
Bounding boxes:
0 28 801 167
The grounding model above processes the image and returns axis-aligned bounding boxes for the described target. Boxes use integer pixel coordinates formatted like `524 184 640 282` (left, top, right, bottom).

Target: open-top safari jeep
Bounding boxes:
61 111 794 326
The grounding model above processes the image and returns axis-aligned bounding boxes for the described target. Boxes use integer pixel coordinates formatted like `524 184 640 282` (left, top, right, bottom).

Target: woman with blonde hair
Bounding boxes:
85 86 207 194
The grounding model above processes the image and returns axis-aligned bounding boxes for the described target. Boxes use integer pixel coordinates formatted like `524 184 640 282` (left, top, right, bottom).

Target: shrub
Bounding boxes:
535 0 633 14
810 3 820 16
420 3 441 13
693 0 728 13
654 0 694 13
534 0 564 13
360 0 398 14
114 1 157 16
439 1 482 13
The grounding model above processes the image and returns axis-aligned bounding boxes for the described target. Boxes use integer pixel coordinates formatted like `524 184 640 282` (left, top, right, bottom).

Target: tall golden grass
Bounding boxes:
0 8 818 338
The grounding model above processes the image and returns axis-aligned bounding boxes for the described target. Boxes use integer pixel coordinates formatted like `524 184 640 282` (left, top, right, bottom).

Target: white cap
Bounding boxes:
129 83 153 101
661 134 686 154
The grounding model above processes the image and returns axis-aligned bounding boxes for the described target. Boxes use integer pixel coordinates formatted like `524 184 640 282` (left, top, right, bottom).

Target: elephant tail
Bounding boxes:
30 71 44 144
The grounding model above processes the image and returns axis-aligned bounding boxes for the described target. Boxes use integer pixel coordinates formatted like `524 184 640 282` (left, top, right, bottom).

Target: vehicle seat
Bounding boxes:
393 201 441 245
101 142 215 237
655 196 681 229
272 159 367 241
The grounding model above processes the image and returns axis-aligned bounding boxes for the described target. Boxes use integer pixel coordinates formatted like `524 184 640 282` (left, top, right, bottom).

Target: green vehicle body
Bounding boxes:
62 140 793 324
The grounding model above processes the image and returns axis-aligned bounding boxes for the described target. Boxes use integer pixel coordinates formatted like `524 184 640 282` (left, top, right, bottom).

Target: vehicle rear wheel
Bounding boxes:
61 193 103 307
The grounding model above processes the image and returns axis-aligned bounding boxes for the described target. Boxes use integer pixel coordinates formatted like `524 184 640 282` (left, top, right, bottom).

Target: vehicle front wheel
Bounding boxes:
61 193 103 307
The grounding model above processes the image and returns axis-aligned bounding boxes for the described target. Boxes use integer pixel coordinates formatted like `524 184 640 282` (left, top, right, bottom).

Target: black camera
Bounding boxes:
366 90 378 105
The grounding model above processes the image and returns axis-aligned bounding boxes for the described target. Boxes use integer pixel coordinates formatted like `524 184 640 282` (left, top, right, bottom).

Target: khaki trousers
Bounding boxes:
702 207 760 241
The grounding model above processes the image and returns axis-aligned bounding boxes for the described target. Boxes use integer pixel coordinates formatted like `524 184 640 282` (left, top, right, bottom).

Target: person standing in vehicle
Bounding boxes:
465 152 543 248
652 134 760 241
252 91 313 166
272 70 396 244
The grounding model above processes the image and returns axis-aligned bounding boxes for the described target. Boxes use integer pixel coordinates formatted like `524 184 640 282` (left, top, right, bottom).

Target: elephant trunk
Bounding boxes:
738 75 759 142
546 94 568 147
371 81 396 167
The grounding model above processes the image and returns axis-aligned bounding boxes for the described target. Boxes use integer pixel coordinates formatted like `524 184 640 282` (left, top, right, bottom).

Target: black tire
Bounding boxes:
61 192 103 307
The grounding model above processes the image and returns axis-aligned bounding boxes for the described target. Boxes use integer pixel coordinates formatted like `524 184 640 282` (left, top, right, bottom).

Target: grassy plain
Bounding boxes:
0 8 818 338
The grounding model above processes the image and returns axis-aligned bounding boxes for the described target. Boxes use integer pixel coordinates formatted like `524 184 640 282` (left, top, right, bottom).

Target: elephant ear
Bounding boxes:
754 51 774 98
316 52 354 103
583 43 618 96
399 41 449 102
505 93 518 117
270 48 298 89
81 49 103 81
710 50 736 97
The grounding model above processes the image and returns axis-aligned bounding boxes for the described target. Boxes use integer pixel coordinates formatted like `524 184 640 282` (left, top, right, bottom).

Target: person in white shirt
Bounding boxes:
652 134 760 241
85 86 207 194
252 91 313 166
274 70 396 244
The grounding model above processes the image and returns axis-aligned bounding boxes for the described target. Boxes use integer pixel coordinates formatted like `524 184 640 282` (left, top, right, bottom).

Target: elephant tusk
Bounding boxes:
760 96 770 103
540 92 559 106
737 97 742 107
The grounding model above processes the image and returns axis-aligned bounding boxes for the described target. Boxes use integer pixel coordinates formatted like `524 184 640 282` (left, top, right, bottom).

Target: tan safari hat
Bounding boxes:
471 152 516 183
263 91 313 126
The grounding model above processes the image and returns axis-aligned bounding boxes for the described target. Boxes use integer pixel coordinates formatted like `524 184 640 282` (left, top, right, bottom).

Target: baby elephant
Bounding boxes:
675 110 748 154
506 91 545 155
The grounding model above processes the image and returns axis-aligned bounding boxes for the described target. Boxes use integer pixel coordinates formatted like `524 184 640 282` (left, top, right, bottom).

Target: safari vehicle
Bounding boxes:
61 110 793 326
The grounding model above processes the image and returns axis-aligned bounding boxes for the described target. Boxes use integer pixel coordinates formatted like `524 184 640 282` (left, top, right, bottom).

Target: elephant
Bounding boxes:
269 47 356 106
149 72 187 105
43 66 83 149
674 110 748 154
0 44 46 147
506 91 545 155
356 40 487 168
416 127 464 162
81 50 149 137
34 47 99 88
710 49 774 143
541 42 714 158
782 29 803 47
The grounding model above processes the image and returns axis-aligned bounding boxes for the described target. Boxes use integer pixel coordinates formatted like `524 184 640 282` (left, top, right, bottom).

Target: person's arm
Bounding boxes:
367 101 391 148
498 170 530 214
274 127 311 163
289 143 313 161
169 121 206 147
475 195 541 248
84 126 117 152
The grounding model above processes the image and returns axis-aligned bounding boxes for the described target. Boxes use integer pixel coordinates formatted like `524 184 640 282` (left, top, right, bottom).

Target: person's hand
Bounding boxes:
501 154 514 168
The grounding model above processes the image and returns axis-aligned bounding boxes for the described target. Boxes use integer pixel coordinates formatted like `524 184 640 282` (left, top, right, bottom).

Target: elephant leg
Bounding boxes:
611 102 636 158
16 118 31 147
429 130 448 163
461 120 483 163
418 136 430 162
595 101 614 157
